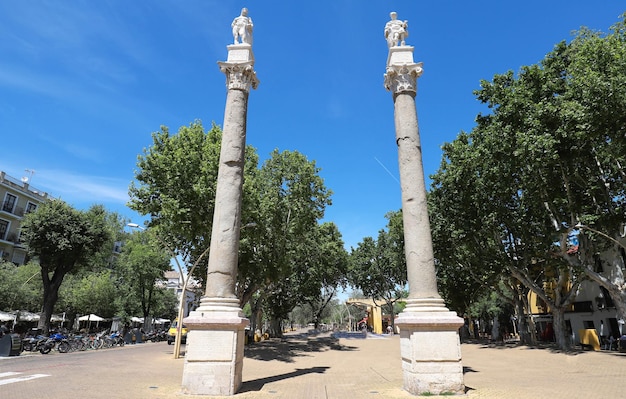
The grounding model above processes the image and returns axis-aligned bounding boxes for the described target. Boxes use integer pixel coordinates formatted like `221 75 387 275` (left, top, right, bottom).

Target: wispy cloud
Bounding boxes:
32 169 130 205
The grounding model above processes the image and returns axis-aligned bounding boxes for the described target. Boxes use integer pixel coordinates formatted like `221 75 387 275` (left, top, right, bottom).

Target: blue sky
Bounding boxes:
1 1 624 250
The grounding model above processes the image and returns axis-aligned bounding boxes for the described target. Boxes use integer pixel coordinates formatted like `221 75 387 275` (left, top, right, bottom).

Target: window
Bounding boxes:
2 194 17 213
572 301 593 312
593 254 603 273
25 202 37 214
11 251 25 265
600 286 615 308
583 320 595 329
0 219 8 240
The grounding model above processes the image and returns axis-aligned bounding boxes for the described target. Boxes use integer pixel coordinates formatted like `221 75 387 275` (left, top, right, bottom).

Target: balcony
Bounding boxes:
1 202 25 217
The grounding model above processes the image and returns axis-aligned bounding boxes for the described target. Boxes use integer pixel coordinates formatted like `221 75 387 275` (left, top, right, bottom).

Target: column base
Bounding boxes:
395 301 465 396
181 298 249 396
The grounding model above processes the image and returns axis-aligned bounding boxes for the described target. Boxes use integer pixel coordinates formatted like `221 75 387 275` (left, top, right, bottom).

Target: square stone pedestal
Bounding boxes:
395 309 465 396
181 299 249 396
226 43 254 63
387 45 414 66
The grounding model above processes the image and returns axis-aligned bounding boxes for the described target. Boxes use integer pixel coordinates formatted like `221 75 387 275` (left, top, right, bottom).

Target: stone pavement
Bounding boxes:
156 329 626 398
3 329 625 398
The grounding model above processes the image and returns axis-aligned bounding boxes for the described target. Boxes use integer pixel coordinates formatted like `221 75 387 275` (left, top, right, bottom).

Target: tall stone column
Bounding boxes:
181 8 258 396
383 12 464 396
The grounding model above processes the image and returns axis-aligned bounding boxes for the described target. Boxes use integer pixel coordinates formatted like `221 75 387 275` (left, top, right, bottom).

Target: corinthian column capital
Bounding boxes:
384 62 423 95
218 61 259 92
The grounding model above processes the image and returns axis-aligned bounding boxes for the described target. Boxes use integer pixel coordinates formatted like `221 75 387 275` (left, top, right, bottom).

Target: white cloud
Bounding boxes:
32 169 130 204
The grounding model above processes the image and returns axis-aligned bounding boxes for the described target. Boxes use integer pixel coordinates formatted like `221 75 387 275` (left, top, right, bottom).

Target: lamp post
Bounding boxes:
127 222 196 359
127 222 256 359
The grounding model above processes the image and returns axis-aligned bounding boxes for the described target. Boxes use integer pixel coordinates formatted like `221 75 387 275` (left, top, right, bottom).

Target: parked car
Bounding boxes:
167 319 188 345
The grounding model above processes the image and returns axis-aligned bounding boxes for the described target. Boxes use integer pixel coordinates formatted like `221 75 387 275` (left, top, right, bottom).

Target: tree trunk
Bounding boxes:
269 317 282 338
143 288 154 332
515 296 531 345
37 268 65 334
552 306 570 350
38 289 58 334
248 297 262 335
387 299 396 332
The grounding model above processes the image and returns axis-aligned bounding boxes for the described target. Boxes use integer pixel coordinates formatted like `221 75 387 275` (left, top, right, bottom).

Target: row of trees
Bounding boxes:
9 16 625 345
128 122 350 336
4 120 377 336
428 16 626 350
2 201 178 333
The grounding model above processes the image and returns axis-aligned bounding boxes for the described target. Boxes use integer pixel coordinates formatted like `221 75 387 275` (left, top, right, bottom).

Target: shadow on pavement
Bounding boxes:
245 334 357 363
239 366 330 393
464 339 626 355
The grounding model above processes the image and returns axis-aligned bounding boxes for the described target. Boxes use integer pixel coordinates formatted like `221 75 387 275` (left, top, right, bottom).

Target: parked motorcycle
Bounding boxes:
109 331 125 347
39 332 69 354
144 330 159 342
21 335 47 352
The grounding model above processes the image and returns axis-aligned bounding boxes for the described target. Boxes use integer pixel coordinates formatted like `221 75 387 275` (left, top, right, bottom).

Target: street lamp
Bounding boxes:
127 222 199 359
127 221 256 359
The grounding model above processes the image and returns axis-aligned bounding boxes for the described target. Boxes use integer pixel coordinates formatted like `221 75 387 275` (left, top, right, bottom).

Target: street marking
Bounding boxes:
0 372 20 378
0 373 50 386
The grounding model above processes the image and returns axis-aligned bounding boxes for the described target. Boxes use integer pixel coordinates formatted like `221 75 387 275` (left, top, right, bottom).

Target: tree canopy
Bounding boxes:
429 15 626 349
348 211 407 326
115 229 173 325
128 122 347 335
20 200 110 333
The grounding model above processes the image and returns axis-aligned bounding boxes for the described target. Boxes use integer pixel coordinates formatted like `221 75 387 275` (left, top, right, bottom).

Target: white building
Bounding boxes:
163 270 199 317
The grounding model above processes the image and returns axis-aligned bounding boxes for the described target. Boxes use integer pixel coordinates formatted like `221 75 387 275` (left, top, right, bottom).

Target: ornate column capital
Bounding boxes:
384 62 423 96
218 61 259 92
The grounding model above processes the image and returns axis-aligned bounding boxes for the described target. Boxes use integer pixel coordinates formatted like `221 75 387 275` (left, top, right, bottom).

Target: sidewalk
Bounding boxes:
150 329 626 398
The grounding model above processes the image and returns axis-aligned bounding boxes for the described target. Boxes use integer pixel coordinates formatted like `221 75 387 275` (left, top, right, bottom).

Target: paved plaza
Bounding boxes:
2 328 624 398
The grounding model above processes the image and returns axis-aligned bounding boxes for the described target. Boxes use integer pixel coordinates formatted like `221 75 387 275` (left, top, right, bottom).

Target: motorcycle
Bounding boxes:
157 330 167 342
109 331 125 347
144 330 159 342
22 335 47 352
39 332 69 354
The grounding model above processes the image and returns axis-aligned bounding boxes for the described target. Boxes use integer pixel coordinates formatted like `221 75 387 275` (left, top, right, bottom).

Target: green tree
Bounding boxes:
60 270 118 319
429 15 626 349
348 212 407 331
116 230 171 327
20 200 109 333
0 261 42 312
150 287 179 321
250 150 333 336
253 222 347 334
128 122 337 335
300 222 349 328
128 121 259 286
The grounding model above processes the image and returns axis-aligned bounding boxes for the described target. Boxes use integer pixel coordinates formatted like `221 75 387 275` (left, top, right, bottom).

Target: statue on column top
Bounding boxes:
384 11 408 48
232 8 253 45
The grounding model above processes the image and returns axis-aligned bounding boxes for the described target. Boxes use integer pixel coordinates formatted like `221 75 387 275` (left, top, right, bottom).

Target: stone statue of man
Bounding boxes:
384 11 408 48
232 8 253 45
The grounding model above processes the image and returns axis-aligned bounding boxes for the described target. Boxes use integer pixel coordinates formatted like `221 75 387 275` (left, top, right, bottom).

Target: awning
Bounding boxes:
78 314 105 322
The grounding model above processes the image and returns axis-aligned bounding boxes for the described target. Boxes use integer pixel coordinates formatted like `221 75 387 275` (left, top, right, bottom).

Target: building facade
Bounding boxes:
528 244 626 347
163 270 198 317
0 171 51 265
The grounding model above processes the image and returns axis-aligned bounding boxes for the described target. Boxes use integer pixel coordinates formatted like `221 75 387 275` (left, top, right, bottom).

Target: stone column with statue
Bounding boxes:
181 8 259 396
383 11 465 396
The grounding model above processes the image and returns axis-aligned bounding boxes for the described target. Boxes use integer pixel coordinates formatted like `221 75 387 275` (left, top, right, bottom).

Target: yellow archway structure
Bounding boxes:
346 298 383 334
